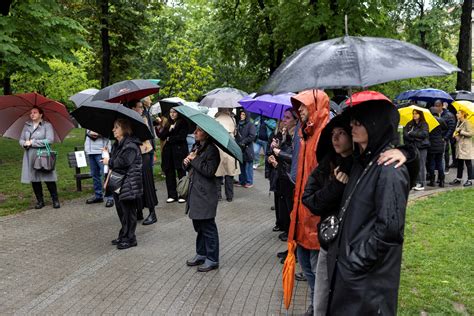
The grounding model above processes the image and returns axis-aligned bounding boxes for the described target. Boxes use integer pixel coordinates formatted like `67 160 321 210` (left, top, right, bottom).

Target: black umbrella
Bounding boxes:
258 36 459 95
450 90 474 102
71 101 153 141
92 79 160 103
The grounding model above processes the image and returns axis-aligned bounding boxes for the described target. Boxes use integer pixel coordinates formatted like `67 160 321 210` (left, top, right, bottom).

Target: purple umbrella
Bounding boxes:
238 93 295 119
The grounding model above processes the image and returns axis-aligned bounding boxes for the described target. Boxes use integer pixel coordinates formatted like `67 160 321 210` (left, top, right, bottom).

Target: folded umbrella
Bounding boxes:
173 105 243 163
238 93 294 119
452 101 474 125
258 36 459 95
398 105 440 132
199 87 248 108
71 100 153 141
69 88 99 108
92 79 160 104
282 240 297 310
0 92 74 142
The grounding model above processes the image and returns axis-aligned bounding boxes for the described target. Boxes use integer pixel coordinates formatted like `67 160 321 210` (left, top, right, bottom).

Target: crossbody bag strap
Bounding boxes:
336 159 375 222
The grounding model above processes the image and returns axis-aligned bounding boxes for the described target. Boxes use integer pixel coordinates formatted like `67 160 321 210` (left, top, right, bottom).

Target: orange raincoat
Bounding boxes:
288 89 330 250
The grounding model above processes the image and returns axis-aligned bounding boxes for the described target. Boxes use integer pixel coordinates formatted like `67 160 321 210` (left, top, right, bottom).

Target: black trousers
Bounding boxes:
31 181 58 202
114 193 138 243
276 177 294 233
216 176 234 200
164 167 186 199
427 153 444 178
192 218 219 263
457 159 473 180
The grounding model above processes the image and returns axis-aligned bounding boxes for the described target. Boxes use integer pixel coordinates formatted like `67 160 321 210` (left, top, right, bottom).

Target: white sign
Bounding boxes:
75 151 87 168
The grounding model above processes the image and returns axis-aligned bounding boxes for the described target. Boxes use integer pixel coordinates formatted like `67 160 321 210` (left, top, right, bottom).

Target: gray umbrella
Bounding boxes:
199 87 248 108
450 90 474 102
69 88 99 108
258 36 460 95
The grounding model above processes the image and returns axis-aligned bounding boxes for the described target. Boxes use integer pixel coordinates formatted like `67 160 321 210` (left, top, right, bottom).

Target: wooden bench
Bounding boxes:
67 146 92 192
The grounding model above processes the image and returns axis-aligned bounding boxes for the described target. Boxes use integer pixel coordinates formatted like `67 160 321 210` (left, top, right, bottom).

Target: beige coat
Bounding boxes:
214 112 240 177
455 120 474 160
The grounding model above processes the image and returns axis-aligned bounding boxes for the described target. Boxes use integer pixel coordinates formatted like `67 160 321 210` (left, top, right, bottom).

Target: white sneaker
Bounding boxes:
178 198 186 203
413 184 425 191
166 198 176 203
253 164 258 170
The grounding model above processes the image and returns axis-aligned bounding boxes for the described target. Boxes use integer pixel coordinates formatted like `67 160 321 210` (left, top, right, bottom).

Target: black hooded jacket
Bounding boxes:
109 136 143 201
327 101 412 316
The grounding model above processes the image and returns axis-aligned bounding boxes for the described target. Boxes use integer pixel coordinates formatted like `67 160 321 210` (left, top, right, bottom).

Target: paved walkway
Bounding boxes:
0 167 462 315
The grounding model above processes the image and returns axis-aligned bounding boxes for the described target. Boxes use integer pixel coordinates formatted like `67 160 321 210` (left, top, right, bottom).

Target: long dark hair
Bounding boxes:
413 109 426 123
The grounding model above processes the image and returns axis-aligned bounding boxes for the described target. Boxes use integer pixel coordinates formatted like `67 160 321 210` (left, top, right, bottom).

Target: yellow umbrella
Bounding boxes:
398 105 440 132
452 100 474 125
282 240 297 310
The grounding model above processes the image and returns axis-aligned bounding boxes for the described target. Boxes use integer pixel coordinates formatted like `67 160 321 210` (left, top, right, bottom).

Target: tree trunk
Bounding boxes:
3 76 11 95
417 1 427 49
1 0 13 94
100 0 111 88
456 0 472 91
257 0 278 74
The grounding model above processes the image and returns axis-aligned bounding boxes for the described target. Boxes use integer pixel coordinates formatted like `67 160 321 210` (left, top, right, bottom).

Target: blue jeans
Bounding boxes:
89 154 112 200
297 245 319 307
253 139 268 165
238 162 253 185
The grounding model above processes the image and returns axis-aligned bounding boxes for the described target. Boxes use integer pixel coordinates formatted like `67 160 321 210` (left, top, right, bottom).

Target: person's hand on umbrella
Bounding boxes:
273 147 281 156
334 166 349 184
184 151 197 166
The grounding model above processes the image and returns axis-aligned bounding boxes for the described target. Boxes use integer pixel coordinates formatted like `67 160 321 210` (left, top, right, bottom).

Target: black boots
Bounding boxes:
46 182 60 209
142 209 157 225
427 174 436 187
137 209 144 221
32 182 60 209
439 174 445 188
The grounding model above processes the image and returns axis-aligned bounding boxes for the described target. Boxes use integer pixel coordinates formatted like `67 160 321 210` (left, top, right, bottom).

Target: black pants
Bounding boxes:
114 193 137 243
31 181 58 202
427 153 444 178
164 167 186 199
192 218 219 263
216 176 234 200
276 177 294 233
457 159 473 180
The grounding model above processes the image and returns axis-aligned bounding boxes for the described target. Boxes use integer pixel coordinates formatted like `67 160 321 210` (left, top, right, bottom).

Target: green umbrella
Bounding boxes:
147 79 161 85
173 105 243 163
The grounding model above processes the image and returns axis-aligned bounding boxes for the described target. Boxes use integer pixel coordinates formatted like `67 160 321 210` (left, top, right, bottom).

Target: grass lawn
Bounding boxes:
399 189 474 315
0 128 163 216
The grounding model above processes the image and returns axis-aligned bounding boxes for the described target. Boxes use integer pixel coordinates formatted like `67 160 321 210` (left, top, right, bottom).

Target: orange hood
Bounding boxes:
288 89 330 250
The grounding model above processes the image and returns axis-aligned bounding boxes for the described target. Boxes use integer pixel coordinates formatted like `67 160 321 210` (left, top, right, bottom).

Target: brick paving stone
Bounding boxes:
0 168 463 315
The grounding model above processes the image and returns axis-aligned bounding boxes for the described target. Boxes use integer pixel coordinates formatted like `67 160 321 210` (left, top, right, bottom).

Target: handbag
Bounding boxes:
177 174 190 199
106 171 125 193
319 160 375 244
33 141 57 171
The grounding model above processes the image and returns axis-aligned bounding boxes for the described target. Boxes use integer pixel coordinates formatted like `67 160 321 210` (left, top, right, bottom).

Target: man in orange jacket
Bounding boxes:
288 89 330 315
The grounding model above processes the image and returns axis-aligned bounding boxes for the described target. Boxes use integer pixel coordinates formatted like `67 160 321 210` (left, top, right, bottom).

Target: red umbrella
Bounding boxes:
345 90 392 107
0 92 74 142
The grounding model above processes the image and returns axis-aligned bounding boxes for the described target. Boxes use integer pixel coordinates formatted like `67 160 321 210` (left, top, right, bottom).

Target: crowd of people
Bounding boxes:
18 88 474 315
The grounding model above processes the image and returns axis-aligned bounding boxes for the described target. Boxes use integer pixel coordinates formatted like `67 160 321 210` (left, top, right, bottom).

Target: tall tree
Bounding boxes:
0 0 86 95
456 0 472 91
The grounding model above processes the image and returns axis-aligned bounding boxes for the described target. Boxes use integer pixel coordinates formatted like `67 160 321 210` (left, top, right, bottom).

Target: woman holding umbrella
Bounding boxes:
102 119 143 250
156 108 189 203
450 109 474 186
184 126 221 272
403 109 430 190
19 106 60 209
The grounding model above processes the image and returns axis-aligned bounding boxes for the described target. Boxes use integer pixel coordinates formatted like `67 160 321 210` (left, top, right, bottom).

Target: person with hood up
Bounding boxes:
102 118 143 250
235 110 256 188
326 99 413 315
287 89 330 316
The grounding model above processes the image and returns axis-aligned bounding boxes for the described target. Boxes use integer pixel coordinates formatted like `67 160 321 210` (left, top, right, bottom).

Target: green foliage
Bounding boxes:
399 189 474 315
0 0 86 79
160 38 215 100
10 49 100 110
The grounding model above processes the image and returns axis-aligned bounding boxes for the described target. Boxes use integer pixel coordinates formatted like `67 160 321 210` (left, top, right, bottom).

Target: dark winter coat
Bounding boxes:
403 120 430 149
428 116 447 154
185 141 221 220
157 118 189 171
109 136 143 201
302 154 352 251
327 101 412 316
235 114 256 162
440 109 456 140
